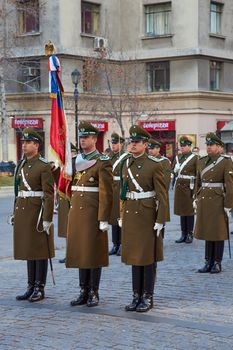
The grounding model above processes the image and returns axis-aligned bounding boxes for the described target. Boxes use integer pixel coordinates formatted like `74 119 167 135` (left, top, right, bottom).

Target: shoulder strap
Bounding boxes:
21 168 32 191
126 158 144 192
113 152 129 172
178 154 195 177
201 156 224 179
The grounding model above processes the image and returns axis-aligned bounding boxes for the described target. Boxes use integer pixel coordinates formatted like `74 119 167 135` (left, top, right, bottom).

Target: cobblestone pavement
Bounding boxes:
1 192 233 350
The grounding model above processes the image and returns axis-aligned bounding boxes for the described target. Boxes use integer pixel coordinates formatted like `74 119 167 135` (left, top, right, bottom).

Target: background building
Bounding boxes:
1 0 233 162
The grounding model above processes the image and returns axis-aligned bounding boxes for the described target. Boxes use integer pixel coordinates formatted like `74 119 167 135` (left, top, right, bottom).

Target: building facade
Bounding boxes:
1 0 233 162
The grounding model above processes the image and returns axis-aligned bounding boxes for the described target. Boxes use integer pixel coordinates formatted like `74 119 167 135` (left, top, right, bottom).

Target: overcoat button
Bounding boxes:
80 207 83 210
126 210 129 213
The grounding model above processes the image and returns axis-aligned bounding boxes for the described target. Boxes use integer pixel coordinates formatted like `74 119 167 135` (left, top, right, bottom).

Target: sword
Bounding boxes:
45 224 56 285
225 214 231 259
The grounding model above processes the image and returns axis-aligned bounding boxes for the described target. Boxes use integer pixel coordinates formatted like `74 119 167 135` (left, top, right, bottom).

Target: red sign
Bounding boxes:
139 120 175 131
91 121 108 132
217 120 230 130
12 118 43 129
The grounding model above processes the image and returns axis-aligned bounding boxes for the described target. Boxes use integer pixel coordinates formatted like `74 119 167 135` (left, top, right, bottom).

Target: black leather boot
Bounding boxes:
28 260 47 302
198 260 213 273
109 244 119 255
185 232 193 244
59 258 66 263
16 283 34 301
70 268 90 306
125 292 141 311
87 289 99 307
70 288 89 306
86 268 101 307
136 293 153 312
210 261 222 274
16 260 35 301
175 232 186 243
28 281 45 302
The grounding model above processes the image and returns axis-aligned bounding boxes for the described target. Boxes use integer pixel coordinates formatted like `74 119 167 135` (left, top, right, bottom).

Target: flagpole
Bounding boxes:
71 69 81 149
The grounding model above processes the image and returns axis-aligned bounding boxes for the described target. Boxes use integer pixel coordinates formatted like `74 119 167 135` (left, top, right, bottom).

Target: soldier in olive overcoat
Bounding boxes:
194 133 233 273
120 125 169 313
148 138 171 241
13 128 54 302
51 143 78 263
66 121 113 307
109 132 127 256
173 136 198 244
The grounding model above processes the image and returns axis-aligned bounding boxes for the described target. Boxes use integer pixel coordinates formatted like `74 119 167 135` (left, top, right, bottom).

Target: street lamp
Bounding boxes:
71 68 81 148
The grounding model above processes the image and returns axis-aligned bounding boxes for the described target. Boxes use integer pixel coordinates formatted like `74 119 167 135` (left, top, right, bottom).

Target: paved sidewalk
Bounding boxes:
0 193 233 350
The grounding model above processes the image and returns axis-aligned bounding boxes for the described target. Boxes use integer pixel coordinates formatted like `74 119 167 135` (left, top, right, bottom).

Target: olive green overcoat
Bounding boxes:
121 153 169 266
66 153 113 268
194 155 233 241
174 152 198 216
109 150 127 225
57 195 70 237
13 155 55 260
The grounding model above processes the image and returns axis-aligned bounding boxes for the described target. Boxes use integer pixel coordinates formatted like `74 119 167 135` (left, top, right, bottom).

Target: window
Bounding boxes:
210 2 223 34
81 1 100 35
147 62 170 92
18 0 39 34
210 61 221 91
145 3 171 36
18 60 41 92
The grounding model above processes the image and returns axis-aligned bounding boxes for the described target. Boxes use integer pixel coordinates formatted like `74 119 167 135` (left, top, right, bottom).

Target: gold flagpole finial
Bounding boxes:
45 40 56 56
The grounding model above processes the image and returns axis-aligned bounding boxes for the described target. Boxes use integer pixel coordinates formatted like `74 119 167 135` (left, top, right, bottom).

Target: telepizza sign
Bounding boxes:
91 121 108 132
139 120 175 131
12 118 44 129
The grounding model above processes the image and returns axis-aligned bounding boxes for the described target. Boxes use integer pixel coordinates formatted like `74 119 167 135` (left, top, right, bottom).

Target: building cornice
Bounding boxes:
7 47 233 63
6 90 233 102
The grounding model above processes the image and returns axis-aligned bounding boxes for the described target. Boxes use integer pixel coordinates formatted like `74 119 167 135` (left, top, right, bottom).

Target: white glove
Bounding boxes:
193 199 197 210
43 221 53 235
99 221 109 232
224 208 231 218
153 223 163 237
174 163 180 174
117 218 122 228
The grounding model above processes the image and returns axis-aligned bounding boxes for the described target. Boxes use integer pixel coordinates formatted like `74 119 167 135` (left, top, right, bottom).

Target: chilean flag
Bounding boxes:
48 55 72 197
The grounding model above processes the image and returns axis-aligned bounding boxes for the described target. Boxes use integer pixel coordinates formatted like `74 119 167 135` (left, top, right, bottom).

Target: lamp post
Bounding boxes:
71 69 81 148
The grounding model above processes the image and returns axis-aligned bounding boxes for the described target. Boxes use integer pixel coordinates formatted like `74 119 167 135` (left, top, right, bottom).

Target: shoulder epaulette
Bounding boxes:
39 156 48 164
99 155 110 161
222 154 230 158
148 155 161 163
199 155 208 160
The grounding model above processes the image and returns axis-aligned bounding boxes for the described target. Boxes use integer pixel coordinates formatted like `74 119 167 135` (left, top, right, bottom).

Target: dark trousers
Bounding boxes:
132 264 156 296
180 215 194 235
79 268 102 292
27 259 48 286
112 225 121 246
205 241 224 263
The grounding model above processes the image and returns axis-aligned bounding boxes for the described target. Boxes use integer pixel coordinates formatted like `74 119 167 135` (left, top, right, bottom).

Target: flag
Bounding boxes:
48 54 72 198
